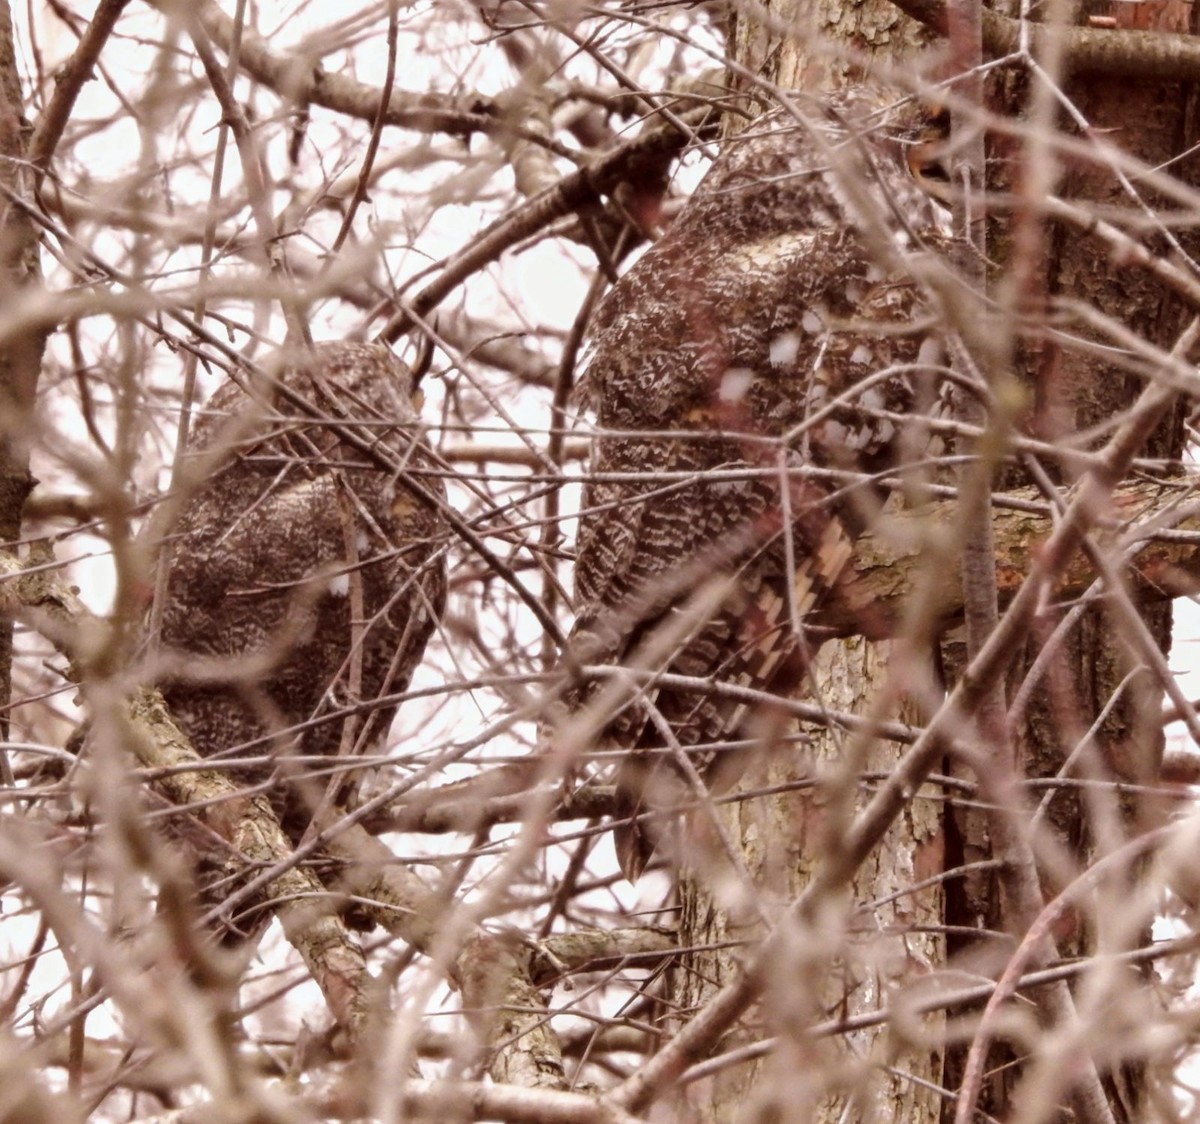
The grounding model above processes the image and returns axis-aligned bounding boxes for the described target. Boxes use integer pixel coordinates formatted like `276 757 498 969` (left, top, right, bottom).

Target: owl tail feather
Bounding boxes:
613 751 665 882
613 769 683 882
614 812 657 883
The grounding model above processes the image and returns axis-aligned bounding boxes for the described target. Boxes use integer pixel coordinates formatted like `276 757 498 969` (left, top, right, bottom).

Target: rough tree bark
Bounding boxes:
0 4 44 751
667 5 949 1122
951 25 1196 1118
666 2 1195 1121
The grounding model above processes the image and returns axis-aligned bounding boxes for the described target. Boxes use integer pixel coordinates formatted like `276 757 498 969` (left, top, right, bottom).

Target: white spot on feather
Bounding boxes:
727 232 816 272
819 419 848 446
917 336 944 368
801 310 823 334
328 573 350 597
712 479 750 497
861 387 885 412
719 368 755 402
850 344 873 366
769 332 801 367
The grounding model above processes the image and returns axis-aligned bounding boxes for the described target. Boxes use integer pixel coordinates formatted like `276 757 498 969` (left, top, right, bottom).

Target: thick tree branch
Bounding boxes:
377 105 714 342
383 1078 646 1124
815 478 1200 638
27 0 132 176
186 0 501 139
0 552 372 1031
891 0 1200 80
0 552 591 1090
0 0 47 787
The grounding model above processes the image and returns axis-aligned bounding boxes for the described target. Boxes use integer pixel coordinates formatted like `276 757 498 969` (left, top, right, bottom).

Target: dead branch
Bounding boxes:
187 0 501 139
815 478 1200 637
890 0 1200 80
0 552 682 1094
0 551 372 1032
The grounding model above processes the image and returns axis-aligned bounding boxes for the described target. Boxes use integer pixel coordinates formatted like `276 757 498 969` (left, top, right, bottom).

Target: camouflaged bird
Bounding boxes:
568 89 959 879
149 342 447 931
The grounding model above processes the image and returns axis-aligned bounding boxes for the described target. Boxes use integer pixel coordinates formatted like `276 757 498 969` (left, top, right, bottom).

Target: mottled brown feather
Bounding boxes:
568 91 958 879
148 342 447 932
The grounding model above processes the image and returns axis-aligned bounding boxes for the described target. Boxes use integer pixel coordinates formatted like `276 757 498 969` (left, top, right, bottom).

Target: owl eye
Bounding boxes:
907 103 954 197
927 103 952 135
915 151 951 184
908 140 953 203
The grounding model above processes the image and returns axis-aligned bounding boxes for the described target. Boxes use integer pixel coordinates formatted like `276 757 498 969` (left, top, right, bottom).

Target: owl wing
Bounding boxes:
571 426 862 878
571 258 949 880
561 96 958 879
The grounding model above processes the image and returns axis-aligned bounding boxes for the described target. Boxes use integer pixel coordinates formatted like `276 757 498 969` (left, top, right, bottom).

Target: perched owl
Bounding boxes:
568 89 958 879
149 342 447 928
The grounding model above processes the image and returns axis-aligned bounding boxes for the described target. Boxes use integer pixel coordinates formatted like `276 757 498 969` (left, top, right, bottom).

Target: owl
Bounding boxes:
568 89 958 879
148 342 447 927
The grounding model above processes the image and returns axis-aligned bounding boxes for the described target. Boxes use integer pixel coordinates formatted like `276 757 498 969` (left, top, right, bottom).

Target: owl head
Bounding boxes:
670 91 953 246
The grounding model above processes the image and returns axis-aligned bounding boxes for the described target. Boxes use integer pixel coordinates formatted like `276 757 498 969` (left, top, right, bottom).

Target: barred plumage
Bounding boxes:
148 342 447 929
568 90 957 879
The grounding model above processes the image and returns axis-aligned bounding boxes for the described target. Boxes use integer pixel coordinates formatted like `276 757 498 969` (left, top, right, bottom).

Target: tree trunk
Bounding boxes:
668 2 1194 1121
943 56 1194 1121
671 5 950 1121
0 3 44 747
